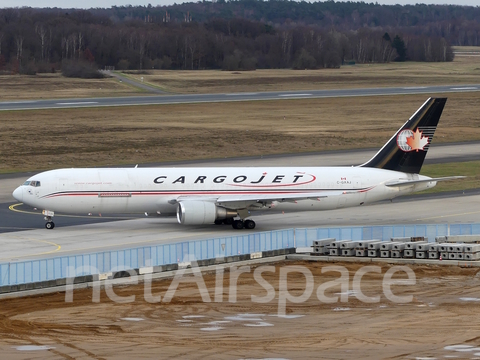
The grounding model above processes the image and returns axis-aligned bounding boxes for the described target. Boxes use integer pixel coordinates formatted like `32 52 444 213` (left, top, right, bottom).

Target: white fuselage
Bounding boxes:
13 167 435 216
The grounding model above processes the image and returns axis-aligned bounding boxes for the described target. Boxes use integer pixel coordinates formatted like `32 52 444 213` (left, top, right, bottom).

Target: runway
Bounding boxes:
0 84 479 111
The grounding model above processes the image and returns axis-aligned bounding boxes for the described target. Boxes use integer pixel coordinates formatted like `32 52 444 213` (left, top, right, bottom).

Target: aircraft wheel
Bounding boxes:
45 221 55 230
214 219 223 225
232 220 244 230
244 219 256 229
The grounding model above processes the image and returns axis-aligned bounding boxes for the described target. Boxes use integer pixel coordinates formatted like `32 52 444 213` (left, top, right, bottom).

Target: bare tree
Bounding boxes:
36 23 47 60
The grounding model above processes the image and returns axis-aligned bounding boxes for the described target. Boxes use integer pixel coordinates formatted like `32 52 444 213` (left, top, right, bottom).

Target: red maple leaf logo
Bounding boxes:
406 129 429 152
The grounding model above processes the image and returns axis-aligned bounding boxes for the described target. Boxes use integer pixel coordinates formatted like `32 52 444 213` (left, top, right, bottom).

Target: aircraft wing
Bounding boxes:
385 176 465 187
171 189 365 208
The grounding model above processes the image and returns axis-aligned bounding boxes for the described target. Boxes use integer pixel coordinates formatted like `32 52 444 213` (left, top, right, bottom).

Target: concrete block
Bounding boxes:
436 236 447 242
341 241 360 249
26 282 35 290
449 253 457 260
464 253 480 260
0 286 10 294
313 238 336 247
429 251 439 259
392 243 406 251
18 283 26 291
440 252 448 260
454 244 465 253
356 250 368 257
416 251 427 259
380 250 390 258
356 240 381 249
446 235 480 243
381 243 396 250
47 280 57 288
391 237 412 243
239 254 250 261
403 249 415 258
406 241 427 250
368 242 384 250
439 244 449 252
313 247 329 255
428 244 440 251
457 253 465 260
341 249 356 256
416 243 431 252
464 245 480 253
447 244 457 252
391 250 403 258
329 240 352 249
33 282 44 289
329 248 339 256
368 249 380 257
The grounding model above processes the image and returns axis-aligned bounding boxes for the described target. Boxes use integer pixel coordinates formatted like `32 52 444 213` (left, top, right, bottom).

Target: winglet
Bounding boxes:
360 98 447 174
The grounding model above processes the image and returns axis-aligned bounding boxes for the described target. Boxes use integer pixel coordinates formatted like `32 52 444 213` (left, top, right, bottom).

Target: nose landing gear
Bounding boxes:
42 210 55 230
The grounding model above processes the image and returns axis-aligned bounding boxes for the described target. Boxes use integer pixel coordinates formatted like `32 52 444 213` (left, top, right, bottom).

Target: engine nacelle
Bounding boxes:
176 201 237 225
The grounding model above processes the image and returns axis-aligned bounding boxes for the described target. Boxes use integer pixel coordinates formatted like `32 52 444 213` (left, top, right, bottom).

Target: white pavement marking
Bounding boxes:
402 87 427 89
278 93 313 97
225 92 258 96
449 87 478 90
55 101 99 105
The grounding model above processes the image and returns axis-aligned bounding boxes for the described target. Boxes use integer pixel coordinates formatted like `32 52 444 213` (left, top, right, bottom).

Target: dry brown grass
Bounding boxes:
0 73 142 100
126 55 480 94
1 92 479 173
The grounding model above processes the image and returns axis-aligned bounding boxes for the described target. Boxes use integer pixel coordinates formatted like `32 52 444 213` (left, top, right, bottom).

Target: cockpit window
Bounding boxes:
25 180 41 187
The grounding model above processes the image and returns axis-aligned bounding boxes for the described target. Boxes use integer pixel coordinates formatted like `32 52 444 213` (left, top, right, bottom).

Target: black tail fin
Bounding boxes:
360 97 447 174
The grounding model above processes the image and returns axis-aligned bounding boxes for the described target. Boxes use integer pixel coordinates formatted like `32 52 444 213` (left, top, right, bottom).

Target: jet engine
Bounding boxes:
176 201 237 225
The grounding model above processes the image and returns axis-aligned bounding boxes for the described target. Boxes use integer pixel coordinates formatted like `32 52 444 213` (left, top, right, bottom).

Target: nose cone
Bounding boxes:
12 186 23 202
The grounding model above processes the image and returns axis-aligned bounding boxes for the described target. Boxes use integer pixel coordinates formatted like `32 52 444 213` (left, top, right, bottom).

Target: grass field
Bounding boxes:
125 55 480 94
0 73 142 100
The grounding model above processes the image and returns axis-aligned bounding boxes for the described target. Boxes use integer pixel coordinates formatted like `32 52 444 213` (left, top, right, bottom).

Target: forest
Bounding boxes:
0 0 477 74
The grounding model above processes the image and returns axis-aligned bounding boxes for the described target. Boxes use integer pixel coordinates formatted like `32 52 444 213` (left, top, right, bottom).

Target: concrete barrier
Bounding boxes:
329 248 339 256
429 251 439 259
392 243 406 251
465 244 480 253
341 241 360 249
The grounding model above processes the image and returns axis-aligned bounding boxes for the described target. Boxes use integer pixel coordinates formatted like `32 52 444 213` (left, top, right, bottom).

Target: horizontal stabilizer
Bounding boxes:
385 176 466 187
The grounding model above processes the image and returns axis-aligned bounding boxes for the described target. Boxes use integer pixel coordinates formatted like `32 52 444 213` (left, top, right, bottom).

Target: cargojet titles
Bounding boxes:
153 173 316 186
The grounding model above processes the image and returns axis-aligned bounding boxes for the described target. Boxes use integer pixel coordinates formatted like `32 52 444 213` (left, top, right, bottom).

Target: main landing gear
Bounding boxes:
232 219 256 230
214 218 256 230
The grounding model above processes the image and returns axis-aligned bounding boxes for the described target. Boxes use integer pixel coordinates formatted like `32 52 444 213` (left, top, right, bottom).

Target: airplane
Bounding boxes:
12 97 464 230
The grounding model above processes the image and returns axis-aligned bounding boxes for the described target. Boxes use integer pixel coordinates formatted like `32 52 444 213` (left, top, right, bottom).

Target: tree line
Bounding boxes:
0 2 463 75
